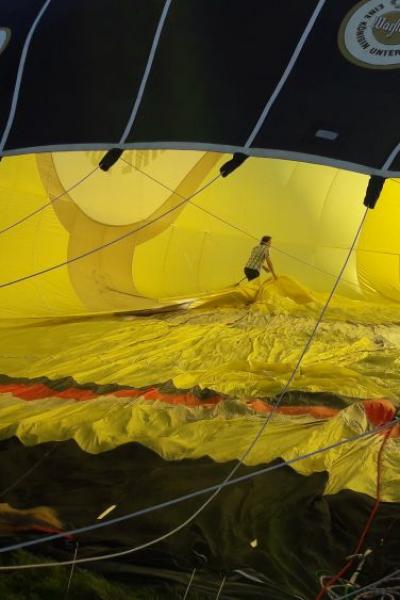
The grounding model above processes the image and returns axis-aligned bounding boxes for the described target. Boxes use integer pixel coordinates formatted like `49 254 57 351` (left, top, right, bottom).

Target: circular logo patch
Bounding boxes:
0 28 11 56
339 0 400 68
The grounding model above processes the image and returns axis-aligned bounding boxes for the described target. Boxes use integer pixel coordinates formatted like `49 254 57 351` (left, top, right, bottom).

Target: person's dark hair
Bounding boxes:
260 235 271 244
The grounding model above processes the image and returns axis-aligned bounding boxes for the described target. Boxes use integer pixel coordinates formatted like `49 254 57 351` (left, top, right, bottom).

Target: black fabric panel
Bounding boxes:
3 1 400 176
5 0 164 149
252 0 400 171
1 438 400 598
129 0 319 145
0 1 44 138
389 152 400 172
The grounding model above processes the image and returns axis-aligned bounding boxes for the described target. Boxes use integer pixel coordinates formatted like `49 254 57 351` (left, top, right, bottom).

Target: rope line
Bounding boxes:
0 167 98 236
0 416 395 565
245 0 327 147
0 174 220 289
0 155 383 291
64 542 79 600
121 158 361 290
334 570 400 600
182 567 196 600
118 0 172 144
0 0 53 152
215 575 226 599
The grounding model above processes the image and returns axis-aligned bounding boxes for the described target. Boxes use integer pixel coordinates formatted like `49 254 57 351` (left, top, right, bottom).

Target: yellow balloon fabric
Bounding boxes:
0 391 399 501
0 149 399 320
1 152 400 506
1 278 399 400
0 151 400 402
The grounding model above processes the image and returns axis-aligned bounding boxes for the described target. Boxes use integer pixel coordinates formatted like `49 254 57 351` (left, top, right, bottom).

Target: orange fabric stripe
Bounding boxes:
1 382 396 429
0 381 222 407
247 400 339 419
364 398 400 437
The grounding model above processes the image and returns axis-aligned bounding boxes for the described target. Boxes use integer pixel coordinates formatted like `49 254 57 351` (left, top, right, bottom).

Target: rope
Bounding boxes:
0 167 98 236
64 542 79 600
244 0 326 148
0 174 220 289
215 575 226 599
121 158 362 290
0 153 363 291
0 0 53 152
0 414 395 565
182 567 196 600
315 429 393 600
334 571 400 600
354 592 400 599
118 0 172 144
319 574 400 599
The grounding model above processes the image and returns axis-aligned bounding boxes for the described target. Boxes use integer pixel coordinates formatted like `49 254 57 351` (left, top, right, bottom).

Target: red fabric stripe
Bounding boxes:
0 382 396 428
0 381 223 407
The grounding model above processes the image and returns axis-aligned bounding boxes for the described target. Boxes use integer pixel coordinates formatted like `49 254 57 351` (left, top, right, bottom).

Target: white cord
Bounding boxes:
335 571 400 599
64 542 79 599
182 567 196 600
0 0 53 152
215 575 226 599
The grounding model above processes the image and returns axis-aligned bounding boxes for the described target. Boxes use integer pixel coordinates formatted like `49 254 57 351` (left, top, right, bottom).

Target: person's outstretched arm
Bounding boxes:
265 256 277 279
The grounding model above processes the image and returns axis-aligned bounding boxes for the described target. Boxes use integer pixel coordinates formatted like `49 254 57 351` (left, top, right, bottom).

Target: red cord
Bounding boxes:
315 428 392 600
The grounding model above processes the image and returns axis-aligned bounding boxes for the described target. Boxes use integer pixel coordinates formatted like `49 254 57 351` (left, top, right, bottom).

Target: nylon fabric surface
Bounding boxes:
1 151 400 515
2 278 400 402
0 392 399 501
2 150 399 319
2 438 400 600
0 150 398 317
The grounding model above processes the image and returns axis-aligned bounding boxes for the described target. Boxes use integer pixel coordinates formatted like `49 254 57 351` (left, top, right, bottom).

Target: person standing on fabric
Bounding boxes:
244 235 277 281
